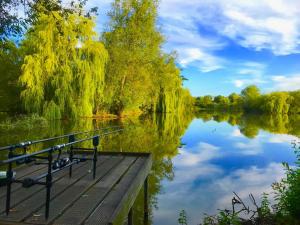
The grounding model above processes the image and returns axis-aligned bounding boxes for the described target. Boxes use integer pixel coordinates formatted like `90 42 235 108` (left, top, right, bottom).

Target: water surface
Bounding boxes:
0 112 299 224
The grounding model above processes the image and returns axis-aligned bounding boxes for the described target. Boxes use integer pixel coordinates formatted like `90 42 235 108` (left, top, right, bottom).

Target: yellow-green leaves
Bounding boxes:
20 10 108 119
104 0 193 115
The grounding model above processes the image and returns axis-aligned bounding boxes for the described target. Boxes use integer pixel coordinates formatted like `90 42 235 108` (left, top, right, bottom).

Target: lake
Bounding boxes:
0 112 299 224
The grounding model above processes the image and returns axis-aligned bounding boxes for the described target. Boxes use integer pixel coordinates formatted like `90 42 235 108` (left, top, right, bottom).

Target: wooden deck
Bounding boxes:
0 152 152 225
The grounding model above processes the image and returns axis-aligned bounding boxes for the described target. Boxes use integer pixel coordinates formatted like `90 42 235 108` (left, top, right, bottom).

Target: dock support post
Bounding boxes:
144 176 149 225
5 147 14 215
128 208 133 225
45 149 53 219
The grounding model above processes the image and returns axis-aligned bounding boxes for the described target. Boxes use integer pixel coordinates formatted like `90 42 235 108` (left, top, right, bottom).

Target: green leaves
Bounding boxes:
178 210 188 225
19 10 108 119
104 0 193 115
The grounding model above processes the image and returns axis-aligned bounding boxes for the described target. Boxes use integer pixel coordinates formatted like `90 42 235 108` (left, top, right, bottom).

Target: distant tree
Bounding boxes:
241 85 260 100
229 93 242 105
214 95 229 105
203 95 213 105
241 85 261 111
195 95 213 108
289 91 300 114
262 92 292 114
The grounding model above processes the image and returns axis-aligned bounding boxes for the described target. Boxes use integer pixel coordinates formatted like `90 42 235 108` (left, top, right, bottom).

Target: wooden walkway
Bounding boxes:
0 152 152 225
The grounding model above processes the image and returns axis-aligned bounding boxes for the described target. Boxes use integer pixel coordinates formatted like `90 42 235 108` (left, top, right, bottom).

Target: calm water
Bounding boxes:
0 112 299 224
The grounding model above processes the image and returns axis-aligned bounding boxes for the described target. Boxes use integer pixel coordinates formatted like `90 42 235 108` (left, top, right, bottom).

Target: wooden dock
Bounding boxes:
0 152 152 225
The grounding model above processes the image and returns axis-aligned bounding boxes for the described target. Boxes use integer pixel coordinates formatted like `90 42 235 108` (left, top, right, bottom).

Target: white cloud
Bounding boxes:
178 47 225 72
175 142 221 167
215 162 285 209
159 1 227 72
232 61 266 88
234 139 262 155
203 0 300 55
231 128 243 137
271 75 300 91
233 80 245 88
84 0 300 82
159 0 300 55
85 0 228 72
268 134 299 144
156 159 285 224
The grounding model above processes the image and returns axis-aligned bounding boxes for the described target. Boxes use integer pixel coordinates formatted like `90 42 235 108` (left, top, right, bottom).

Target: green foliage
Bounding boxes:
228 93 242 105
0 40 23 112
103 0 193 115
289 91 300 114
0 0 97 41
19 9 108 119
272 143 300 220
178 210 188 225
261 92 292 114
200 143 300 225
195 85 300 116
103 0 162 114
0 114 48 131
196 111 300 138
1 0 193 119
201 211 241 225
0 0 24 40
259 193 271 217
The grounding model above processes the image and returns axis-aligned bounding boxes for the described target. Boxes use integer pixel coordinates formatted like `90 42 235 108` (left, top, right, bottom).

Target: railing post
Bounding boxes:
144 176 149 225
92 136 99 179
45 148 53 219
5 147 14 215
68 134 75 178
128 208 133 225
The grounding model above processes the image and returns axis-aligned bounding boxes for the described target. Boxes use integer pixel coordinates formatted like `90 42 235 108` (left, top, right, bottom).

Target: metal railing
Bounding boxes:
0 128 123 219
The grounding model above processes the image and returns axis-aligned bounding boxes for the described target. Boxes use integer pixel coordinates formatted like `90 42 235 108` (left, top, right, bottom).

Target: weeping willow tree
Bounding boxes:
104 0 194 116
103 0 164 115
19 8 108 119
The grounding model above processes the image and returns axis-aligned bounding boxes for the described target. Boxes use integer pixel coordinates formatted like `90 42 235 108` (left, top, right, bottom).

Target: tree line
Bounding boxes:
195 85 300 115
0 0 194 119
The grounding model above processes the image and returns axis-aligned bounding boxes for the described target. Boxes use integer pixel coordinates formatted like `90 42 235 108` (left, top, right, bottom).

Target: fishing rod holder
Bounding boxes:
1 135 102 220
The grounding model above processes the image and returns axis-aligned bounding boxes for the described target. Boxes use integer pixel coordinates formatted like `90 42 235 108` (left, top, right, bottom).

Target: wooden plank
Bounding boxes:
51 156 138 225
109 156 152 225
0 156 111 222
0 159 88 214
0 153 153 225
0 152 76 197
25 156 125 224
78 151 151 157
84 156 152 225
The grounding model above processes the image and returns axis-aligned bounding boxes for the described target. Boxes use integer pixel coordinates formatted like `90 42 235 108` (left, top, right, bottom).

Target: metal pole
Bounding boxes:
68 135 75 178
5 147 14 215
92 136 99 179
45 149 53 219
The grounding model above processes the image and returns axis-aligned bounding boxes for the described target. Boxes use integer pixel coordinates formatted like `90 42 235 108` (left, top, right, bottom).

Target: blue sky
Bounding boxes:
86 0 300 96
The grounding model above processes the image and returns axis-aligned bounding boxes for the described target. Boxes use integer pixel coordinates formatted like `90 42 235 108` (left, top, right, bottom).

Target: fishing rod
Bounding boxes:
0 129 123 165
0 125 122 152
1 128 123 219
